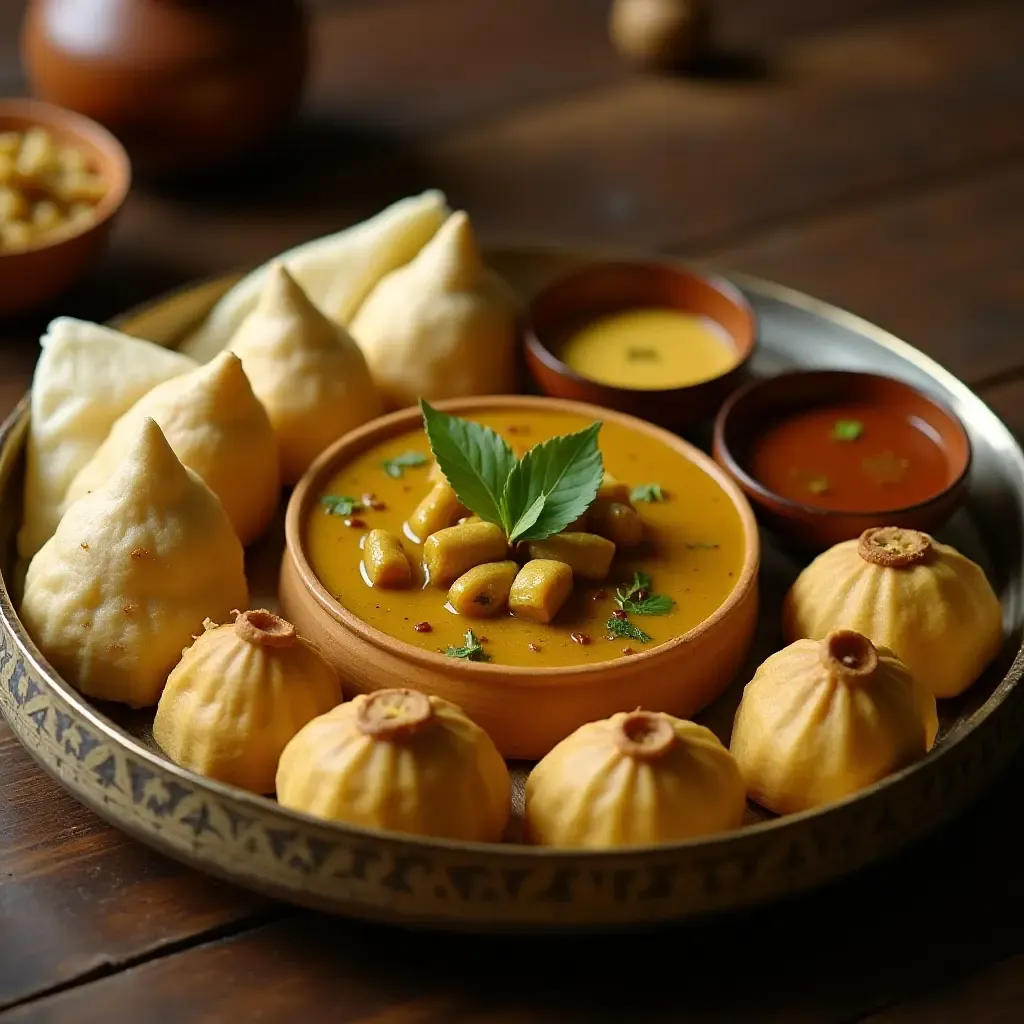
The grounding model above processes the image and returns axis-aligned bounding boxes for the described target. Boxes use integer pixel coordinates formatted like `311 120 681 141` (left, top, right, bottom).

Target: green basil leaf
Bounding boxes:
500 422 604 543
421 400 517 530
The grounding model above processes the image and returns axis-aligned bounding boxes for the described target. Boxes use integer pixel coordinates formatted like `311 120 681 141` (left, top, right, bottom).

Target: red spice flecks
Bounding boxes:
361 492 387 511
414 621 432 633
635 589 650 602
528 643 541 653
343 517 366 528
507 424 530 435
592 590 608 601
479 636 489 643
611 609 628 621
571 632 591 646
622 646 635 655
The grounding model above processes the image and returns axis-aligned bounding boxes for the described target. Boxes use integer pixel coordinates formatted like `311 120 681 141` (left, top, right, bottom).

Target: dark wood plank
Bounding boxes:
0 725 269 1012
702 159 1024 386
12 738 1024 1024
414 0 1024 251
860 953 1024 1023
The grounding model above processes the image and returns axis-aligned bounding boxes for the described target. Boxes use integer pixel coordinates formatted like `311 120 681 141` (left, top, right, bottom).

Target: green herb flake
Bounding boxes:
320 494 362 517
381 451 428 479
630 483 665 503
606 616 652 643
807 476 830 495
614 571 675 616
445 629 491 662
832 419 864 441
420 400 604 544
627 347 659 361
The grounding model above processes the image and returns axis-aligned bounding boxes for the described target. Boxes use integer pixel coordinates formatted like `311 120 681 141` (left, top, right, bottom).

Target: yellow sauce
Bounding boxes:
304 408 747 669
559 308 737 390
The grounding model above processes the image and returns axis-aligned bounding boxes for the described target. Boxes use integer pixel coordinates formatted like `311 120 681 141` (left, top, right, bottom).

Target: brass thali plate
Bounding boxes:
1 247 1021 932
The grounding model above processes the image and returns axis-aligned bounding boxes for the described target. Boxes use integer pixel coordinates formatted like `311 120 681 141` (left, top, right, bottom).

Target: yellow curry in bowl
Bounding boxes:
304 406 748 668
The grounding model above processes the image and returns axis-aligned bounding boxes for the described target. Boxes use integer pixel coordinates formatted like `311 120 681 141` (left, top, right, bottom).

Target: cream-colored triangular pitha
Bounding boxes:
180 190 450 363
227 263 383 485
21 418 249 708
19 318 197 561
350 210 519 409
65 351 280 546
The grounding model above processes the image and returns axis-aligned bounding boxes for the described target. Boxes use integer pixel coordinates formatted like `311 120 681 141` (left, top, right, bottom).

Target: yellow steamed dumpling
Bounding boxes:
180 190 450 363
20 418 249 708
226 262 383 485
350 210 519 409
19 316 196 561
276 688 511 842
153 610 342 794
63 351 279 546
783 526 1003 699
525 709 746 848
730 630 938 814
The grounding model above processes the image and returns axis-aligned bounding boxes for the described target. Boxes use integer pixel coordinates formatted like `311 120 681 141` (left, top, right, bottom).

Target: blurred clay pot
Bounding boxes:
21 0 309 177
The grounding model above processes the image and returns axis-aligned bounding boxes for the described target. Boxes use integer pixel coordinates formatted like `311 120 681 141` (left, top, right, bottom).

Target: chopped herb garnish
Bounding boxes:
421 400 604 544
833 419 863 441
320 494 362 516
606 616 652 643
807 476 830 495
614 571 675 616
445 629 491 662
627 347 659 361
630 483 665 503
381 451 428 478
685 541 720 551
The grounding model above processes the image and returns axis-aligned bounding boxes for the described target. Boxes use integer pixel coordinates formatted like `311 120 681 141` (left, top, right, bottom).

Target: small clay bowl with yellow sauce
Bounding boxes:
524 260 757 430
0 98 131 316
280 395 760 760
712 369 971 551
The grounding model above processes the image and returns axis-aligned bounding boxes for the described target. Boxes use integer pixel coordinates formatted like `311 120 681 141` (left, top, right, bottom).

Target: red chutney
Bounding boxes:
748 402 952 512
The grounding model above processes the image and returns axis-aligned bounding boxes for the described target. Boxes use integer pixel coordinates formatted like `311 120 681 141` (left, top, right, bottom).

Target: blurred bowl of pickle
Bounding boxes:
0 98 130 316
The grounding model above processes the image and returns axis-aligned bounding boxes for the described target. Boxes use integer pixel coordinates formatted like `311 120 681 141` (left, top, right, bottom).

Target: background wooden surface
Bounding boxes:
3 0 1024 1020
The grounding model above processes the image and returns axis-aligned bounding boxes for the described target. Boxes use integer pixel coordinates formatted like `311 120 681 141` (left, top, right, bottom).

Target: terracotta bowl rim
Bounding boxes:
523 258 759 397
0 97 132 259
284 394 761 683
712 368 973 520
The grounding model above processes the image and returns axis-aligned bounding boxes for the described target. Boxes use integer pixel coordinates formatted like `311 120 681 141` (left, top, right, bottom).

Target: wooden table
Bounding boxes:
3 0 1024 1019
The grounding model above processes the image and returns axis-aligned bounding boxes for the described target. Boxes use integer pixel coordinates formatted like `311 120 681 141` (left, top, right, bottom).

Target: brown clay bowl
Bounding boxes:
279 395 760 760
0 99 131 316
712 370 972 552
523 260 757 431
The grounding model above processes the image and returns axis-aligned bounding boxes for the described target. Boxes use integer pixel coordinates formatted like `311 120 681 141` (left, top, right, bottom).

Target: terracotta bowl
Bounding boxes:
712 370 972 552
0 98 131 316
523 260 757 430
280 395 760 760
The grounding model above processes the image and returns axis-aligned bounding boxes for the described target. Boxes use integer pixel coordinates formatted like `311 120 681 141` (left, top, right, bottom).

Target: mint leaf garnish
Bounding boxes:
321 494 362 516
421 401 516 527
381 451 428 478
420 401 604 544
833 419 863 441
606 616 652 643
630 483 665 503
615 571 675 616
499 422 603 543
445 629 491 662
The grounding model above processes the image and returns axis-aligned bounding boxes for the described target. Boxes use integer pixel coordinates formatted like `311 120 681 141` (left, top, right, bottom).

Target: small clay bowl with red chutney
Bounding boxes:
712 370 971 551
524 260 757 431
